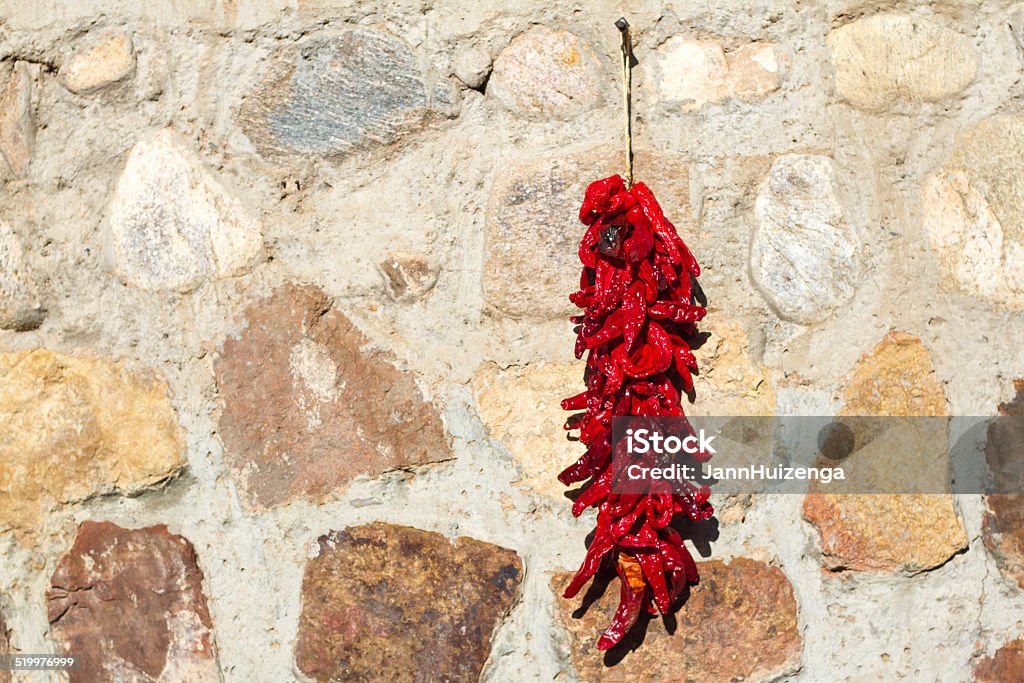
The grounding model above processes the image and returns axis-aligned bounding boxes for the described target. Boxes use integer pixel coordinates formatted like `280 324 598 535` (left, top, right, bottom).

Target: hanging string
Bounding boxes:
615 17 634 188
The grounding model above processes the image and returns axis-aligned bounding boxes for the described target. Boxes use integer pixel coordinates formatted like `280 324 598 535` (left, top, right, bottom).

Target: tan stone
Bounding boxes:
803 332 967 572
643 37 783 111
60 33 135 94
827 14 978 110
485 147 694 319
0 62 34 177
378 253 437 301
554 558 800 681
489 27 601 119
0 350 186 539
923 116 1024 306
687 314 776 417
473 362 580 499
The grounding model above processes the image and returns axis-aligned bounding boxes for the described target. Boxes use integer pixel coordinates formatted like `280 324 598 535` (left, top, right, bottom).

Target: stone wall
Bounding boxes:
1 0 1024 681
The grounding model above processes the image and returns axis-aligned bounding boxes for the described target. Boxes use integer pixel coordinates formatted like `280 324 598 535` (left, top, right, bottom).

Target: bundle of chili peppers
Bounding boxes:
561 174 713 650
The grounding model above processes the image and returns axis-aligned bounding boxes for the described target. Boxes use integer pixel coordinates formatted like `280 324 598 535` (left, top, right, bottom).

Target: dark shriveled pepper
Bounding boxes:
562 175 712 650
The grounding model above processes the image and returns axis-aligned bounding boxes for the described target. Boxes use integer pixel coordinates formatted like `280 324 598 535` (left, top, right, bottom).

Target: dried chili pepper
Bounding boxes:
562 175 712 650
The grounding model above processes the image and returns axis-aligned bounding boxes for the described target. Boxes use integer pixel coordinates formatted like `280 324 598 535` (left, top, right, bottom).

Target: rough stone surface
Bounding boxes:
106 127 262 292
215 284 452 508
453 47 492 90
975 639 1024 682
923 116 1024 306
982 380 1024 589
827 14 978 111
0 62 34 177
687 314 776 416
0 349 186 538
803 332 967 572
238 28 455 158
378 252 437 301
750 154 860 324
0 612 9 683
485 148 694 318
643 37 784 110
48 522 218 683
0 219 45 330
554 558 800 682
294 523 522 683
473 361 579 500
489 27 601 119
60 33 136 94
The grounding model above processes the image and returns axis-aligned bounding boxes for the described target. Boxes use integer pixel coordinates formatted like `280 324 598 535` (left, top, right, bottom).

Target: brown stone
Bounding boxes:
0 62 34 177
47 521 218 682
554 558 800 682
295 523 522 682
485 147 694 319
378 253 437 301
975 639 1024 682
0 350 186 540
215 284 452 508
803 332 967 572
982 380 1024 589
473 361 580 500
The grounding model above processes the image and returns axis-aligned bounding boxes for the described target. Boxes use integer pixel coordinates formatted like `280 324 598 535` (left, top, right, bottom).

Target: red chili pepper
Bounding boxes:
561 175 712 650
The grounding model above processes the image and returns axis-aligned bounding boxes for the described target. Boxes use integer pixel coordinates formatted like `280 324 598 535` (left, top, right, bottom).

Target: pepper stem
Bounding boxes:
615 17 635 188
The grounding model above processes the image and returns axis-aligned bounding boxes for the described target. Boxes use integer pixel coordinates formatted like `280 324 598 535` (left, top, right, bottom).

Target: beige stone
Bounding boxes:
60 33 135 94
473 362 580 499
803 332 967 572
688 314 776 417
643 37 783 110
107 128 263 292
923 116 1024 306
489 27 601 119
0 350 186 539
827 14 978 110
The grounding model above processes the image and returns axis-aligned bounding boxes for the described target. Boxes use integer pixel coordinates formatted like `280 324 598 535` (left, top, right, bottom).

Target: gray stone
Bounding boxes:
489 27 601 119
453 47 492 90
0 62 34 177
750 155 861 324
238 28 457 159
0 220 44 330
105 128 263 292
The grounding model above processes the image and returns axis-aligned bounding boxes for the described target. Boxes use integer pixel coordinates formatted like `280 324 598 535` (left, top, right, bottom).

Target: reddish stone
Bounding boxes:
975 639 1024 682
982 380 1024 589
214 284 452 508
47 521 218 682
295 523 522 682
554 558 800 682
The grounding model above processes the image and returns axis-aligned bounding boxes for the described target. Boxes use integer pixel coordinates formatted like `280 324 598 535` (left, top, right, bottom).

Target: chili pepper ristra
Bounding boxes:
560 18 714 650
